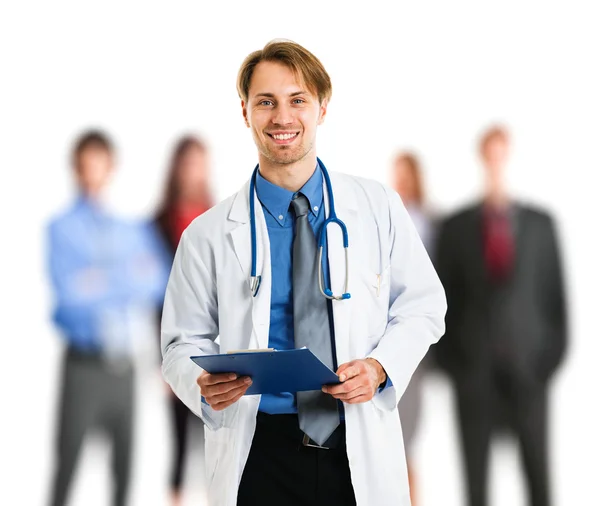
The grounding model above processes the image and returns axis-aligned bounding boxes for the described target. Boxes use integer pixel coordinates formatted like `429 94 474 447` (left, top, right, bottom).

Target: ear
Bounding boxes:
317 99 328 126
241 100 250 128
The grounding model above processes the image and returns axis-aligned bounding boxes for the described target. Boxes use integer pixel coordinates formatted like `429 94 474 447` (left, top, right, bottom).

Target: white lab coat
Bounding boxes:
161 171 447 506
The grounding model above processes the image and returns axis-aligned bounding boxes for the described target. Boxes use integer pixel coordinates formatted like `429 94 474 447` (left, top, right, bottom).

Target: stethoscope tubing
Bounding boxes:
249 158 350 300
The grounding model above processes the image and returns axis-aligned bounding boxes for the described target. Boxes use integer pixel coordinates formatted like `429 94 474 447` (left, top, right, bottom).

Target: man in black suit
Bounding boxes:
434 125 567 506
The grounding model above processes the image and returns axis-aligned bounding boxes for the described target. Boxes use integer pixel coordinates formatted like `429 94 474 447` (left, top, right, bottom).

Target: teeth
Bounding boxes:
272 133 297 140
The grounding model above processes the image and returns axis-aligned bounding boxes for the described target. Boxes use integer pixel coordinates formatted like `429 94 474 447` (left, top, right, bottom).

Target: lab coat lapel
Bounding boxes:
228 180 271 349
324 174 358 366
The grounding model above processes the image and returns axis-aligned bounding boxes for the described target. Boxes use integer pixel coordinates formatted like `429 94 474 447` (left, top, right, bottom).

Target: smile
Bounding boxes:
267 132 299 144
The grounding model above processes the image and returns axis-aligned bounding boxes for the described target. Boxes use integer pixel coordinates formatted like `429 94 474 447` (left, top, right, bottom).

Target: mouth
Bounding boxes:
266 131 300 145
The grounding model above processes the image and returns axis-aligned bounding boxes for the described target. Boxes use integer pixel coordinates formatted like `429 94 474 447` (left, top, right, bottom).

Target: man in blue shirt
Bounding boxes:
47 131 169 506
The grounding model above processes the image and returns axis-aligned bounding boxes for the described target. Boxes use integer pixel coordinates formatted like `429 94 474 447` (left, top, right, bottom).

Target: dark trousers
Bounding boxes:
237 412 356 506
455 371 550 506
169 394 193 490
48 348 135 506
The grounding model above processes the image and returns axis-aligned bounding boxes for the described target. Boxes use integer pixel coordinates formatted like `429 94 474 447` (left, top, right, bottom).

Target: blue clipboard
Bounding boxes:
190 348 340 395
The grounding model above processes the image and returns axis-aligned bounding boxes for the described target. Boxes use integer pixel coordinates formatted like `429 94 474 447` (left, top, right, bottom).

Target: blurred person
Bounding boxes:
160 39 446 506
392 151 437 505
393 152 435 252
434 125 567 506
46 130 169 506
154 135 214 506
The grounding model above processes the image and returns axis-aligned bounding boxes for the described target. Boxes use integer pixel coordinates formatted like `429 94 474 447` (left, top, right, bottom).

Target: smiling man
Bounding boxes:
161 40 447 506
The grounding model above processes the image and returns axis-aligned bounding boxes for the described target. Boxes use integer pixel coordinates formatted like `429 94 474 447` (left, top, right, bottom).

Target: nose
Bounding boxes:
271 103 294 126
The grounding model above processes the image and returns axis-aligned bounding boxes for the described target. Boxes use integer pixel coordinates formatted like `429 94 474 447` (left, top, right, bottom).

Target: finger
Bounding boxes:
336 361 353 373
199 372 239 386
344 393 372 404
202 376 251 397
212 387 249 410
206 380 252 405
329 384 367 401
335 361 355 379
336 383 370 400
214 376 251 394
324 377 362 395
337 365 362 383
210 385 250 411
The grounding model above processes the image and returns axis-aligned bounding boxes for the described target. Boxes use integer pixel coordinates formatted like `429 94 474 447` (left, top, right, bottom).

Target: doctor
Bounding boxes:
161 39 446 506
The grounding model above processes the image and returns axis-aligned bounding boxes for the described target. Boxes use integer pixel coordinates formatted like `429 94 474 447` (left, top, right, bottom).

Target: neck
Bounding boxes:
80 190 103 205
401 196 419 208
257 152 318 192
483 163 510 210
484 184 510 210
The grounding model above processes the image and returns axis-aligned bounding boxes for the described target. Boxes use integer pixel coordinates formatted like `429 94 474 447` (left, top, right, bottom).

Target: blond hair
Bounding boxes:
237 39 332 104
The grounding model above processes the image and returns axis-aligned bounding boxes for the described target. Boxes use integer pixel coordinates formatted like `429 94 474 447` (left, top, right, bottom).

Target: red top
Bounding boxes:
169 203 210 247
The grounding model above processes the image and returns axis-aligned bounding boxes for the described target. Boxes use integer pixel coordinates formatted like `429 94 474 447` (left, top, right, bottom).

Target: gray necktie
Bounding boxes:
291 193 339 446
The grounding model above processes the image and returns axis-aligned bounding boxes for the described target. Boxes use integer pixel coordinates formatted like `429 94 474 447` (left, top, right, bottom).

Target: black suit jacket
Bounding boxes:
434 202 567 385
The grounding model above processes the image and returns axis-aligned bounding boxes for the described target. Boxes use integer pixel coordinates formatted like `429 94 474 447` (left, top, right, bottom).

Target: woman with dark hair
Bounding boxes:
155 136 214 253
155 135 214 506
392 151 437 506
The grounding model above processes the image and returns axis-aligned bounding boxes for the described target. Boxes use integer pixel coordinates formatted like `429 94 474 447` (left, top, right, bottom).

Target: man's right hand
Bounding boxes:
197 371 252 411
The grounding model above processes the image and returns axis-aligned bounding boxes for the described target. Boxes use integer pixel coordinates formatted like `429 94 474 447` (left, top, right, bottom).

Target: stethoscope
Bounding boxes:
249 158 351 301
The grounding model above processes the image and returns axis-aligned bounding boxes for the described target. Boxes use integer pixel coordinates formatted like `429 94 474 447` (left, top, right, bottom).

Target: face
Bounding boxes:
394 158 417 204
242 61 327 166
482 135 509 170
178 146 208 192
75 147 113 197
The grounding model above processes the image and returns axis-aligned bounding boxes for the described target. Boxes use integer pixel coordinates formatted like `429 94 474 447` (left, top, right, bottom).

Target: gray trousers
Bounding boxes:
49 348 135 506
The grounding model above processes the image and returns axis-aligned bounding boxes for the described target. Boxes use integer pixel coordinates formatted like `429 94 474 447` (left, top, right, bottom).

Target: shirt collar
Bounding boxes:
74 194 109 221
256 164 323 226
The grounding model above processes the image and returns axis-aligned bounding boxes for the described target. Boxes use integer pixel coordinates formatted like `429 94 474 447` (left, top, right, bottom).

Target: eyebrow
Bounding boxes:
253 91 309 99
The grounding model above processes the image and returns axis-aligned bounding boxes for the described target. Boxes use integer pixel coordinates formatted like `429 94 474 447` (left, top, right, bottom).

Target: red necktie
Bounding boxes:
483 210 514 282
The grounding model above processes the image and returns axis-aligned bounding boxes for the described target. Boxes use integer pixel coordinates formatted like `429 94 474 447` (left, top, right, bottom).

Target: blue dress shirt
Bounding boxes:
256 166 332 414
47 197 170 355
255 166 392 415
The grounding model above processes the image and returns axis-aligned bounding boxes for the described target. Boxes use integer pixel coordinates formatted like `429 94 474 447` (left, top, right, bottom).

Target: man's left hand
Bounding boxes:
322 359 387 404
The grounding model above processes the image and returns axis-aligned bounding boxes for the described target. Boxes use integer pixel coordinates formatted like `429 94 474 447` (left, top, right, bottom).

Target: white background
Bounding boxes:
1 1 598 505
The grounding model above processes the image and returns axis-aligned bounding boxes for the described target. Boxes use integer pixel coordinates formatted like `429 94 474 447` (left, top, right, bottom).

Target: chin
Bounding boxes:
269 152 303 166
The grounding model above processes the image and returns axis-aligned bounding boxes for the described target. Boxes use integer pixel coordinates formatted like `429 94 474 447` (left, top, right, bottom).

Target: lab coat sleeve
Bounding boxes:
368 186 447 411
161 230 231 430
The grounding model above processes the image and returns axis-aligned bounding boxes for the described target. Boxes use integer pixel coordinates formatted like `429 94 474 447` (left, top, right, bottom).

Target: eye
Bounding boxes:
292 98 305 104
259 100 274 106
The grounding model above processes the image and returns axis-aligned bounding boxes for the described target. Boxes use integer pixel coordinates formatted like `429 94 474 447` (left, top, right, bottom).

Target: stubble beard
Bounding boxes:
260 139 314 167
